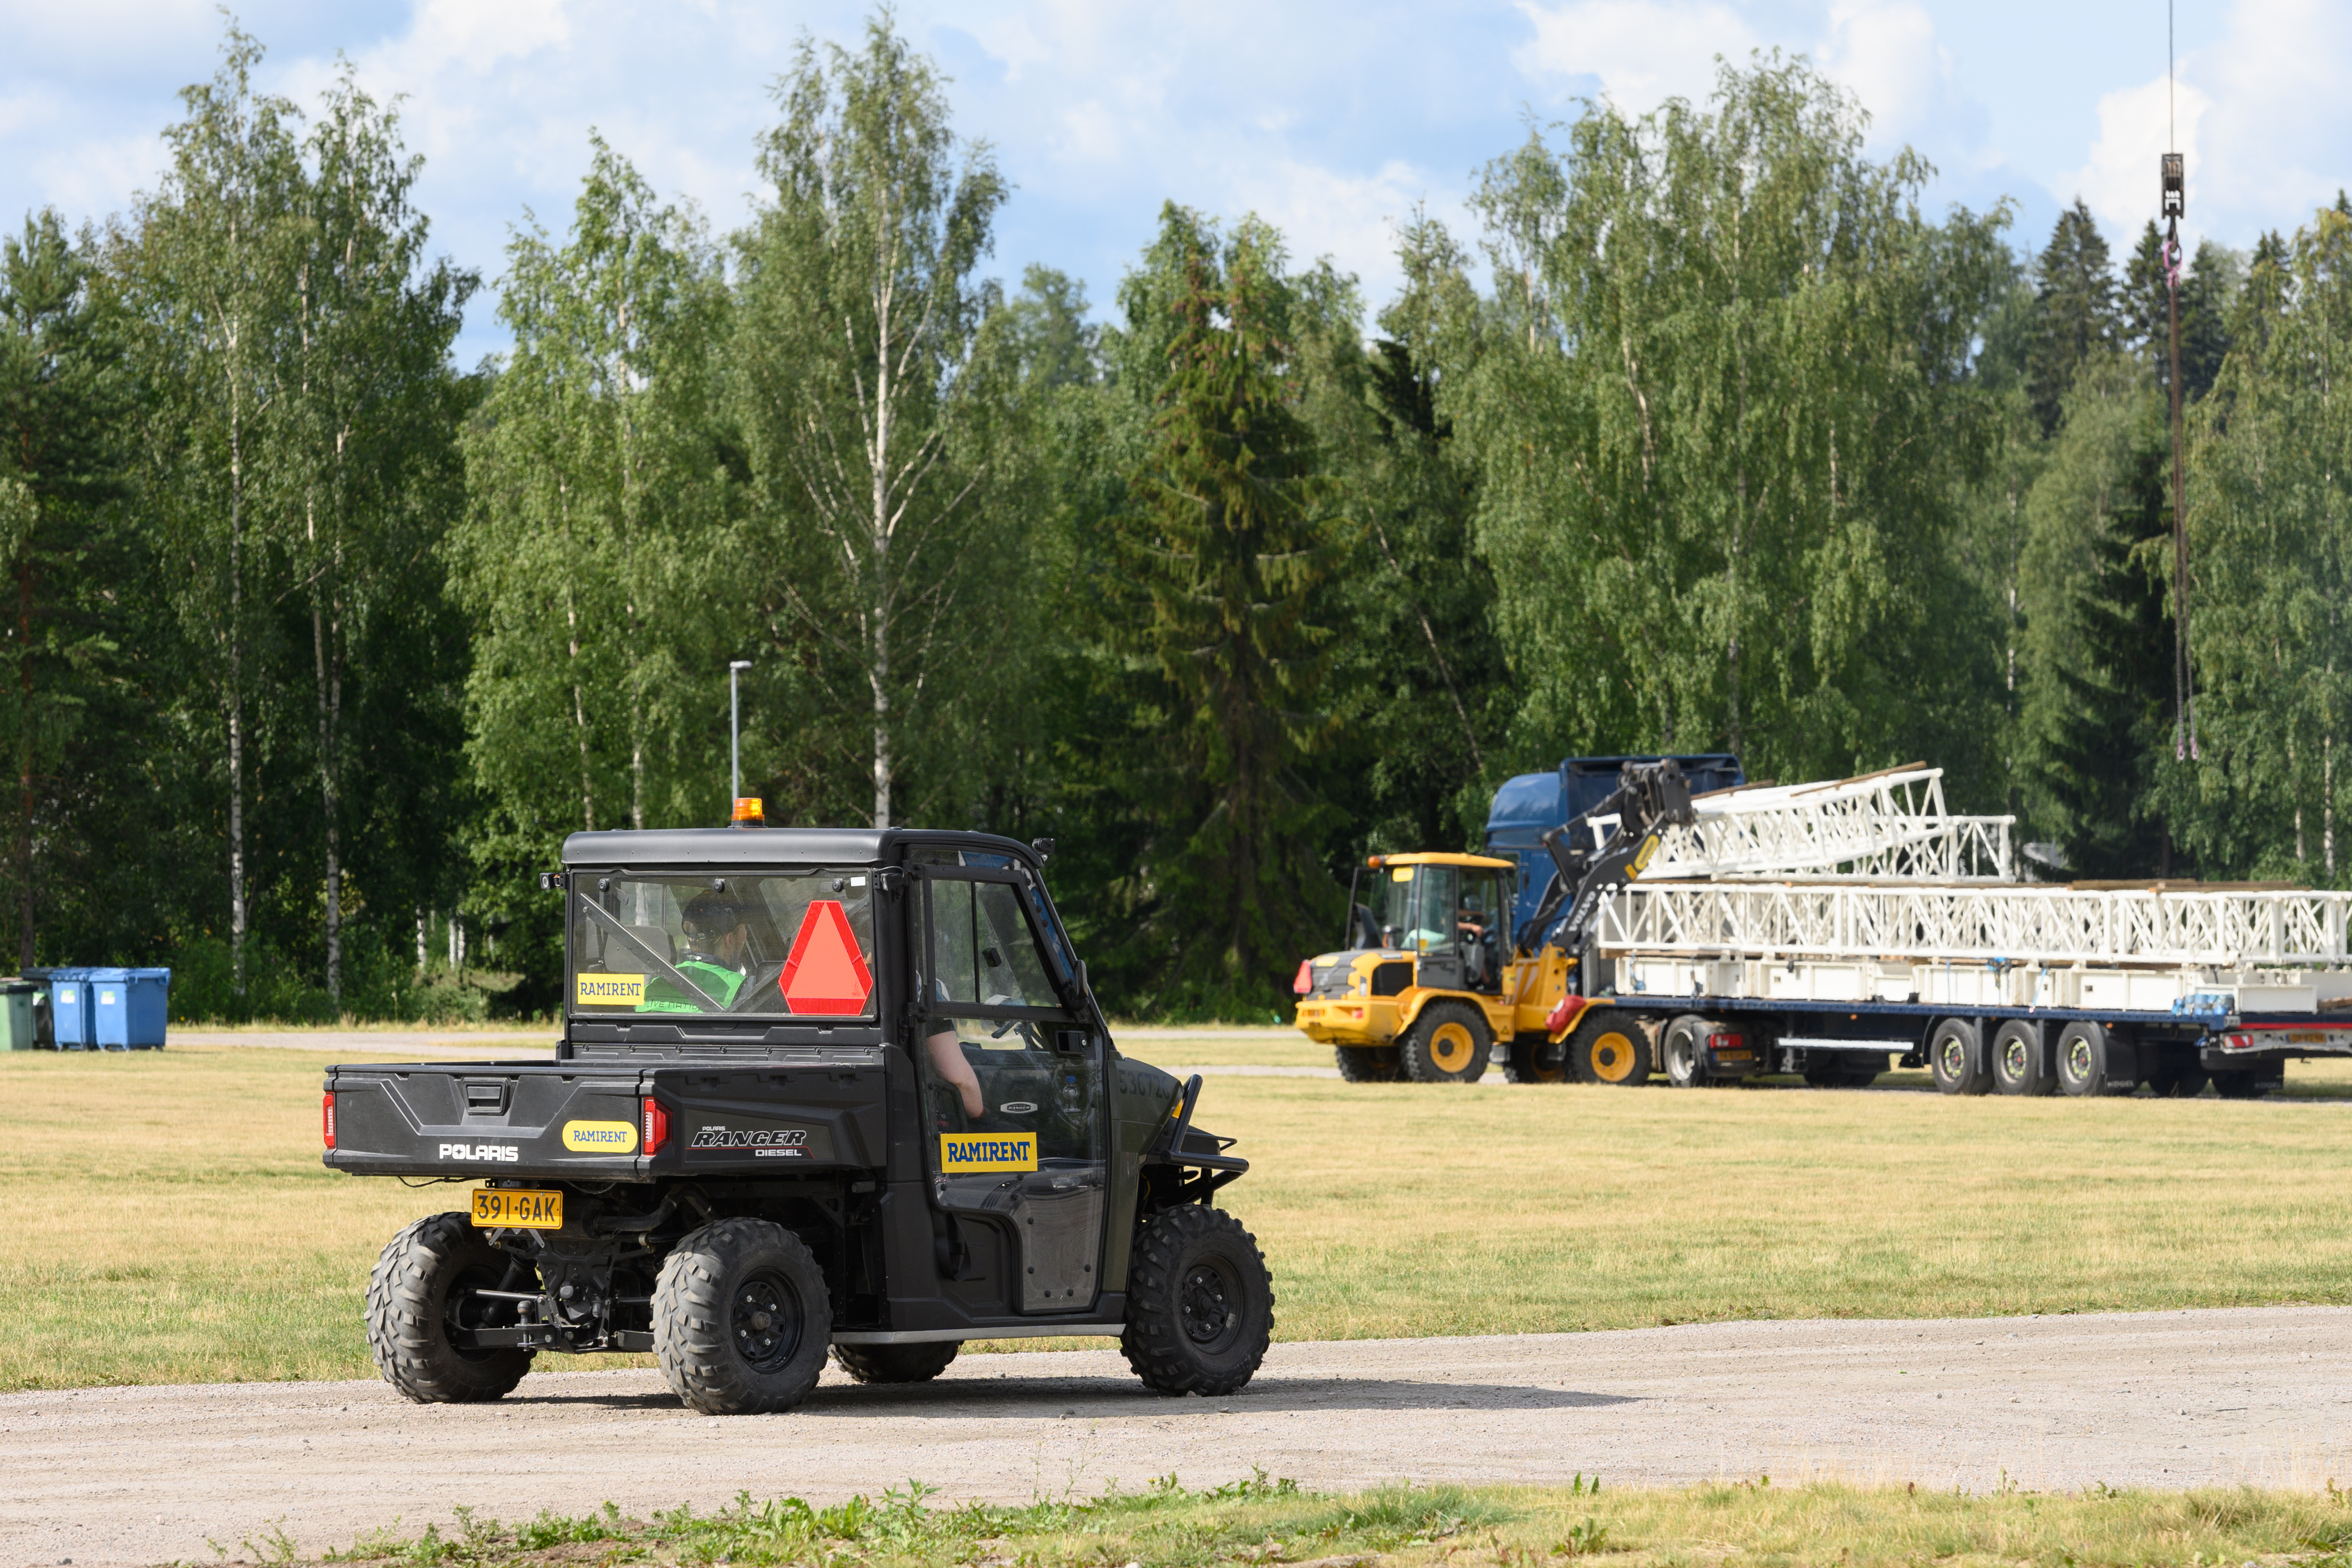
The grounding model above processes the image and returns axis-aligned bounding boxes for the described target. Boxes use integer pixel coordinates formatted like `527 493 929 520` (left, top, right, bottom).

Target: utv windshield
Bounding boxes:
569 872 877 1019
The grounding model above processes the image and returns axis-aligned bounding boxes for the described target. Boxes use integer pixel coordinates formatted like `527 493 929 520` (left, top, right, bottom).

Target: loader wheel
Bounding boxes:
1567 1008 1650 1086
1992 1020 2055 1096
830 1341 960 1384
1402 1002 1490 1083
1122 1203 1274 1397
366 1212 534 1404
1930 1019 1991 1095
1503 1032 1569 1083
653 1217 831 1416
1334 1045 1402 1083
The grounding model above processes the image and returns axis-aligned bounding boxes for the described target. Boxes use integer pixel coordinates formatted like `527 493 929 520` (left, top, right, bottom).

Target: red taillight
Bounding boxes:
322 1092 336 1149
642 1096 669 1155
1708 1032 1744 1051
1293 959 1314 996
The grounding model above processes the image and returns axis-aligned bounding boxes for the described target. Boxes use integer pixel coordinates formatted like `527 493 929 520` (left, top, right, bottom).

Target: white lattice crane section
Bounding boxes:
1585 766 2015 882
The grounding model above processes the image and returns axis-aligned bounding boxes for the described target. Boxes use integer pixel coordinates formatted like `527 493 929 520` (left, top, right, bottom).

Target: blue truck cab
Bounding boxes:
1485 754 1745 940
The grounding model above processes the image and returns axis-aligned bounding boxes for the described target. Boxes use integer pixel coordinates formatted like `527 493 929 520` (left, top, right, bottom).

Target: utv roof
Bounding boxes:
561 826 1037 869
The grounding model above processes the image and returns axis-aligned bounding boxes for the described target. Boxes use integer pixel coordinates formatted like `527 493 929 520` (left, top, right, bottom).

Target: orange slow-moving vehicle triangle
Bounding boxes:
780 899 874 1015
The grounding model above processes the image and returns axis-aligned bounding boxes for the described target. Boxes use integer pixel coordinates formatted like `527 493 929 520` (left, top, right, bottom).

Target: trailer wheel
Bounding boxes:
366 1212 534 1404
1333 1045 1402 1083
1992 1020 2055 1096
830 1341 960 1383
1661 1015 1709 1087
1122 1203 1274 1397
1566 1009 1651 1086
1401 1002 1490 1083
653 1217 831 1416
2056 1022 2136 1096
2212 1072 2273 1099
1503 1032 1570 1083
2143 1058 2210 1098
1929 1019 1991 1096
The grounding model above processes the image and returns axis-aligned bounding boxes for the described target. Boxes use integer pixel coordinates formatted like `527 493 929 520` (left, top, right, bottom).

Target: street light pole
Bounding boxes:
729 659 752 809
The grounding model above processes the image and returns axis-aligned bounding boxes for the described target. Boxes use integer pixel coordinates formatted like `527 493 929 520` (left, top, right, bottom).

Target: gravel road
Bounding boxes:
7 1306 2349 1567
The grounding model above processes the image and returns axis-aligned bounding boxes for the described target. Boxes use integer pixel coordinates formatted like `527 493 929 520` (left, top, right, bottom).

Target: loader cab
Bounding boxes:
1361 853 1515 995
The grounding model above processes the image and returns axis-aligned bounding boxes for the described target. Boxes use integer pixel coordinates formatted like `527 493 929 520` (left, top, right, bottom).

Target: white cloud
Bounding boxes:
1815 0 1949 144
2064 72 2207 245
1513 0 1759 114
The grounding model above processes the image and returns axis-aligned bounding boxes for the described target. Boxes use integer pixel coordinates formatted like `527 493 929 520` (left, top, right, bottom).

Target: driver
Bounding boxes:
638 889 751 1012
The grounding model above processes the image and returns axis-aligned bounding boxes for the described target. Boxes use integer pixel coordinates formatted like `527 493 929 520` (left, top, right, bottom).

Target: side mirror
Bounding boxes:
537 870 564 893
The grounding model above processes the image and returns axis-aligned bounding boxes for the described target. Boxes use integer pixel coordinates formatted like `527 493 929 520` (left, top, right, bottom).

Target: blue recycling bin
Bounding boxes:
45 968 94 1049
93 968 170 1050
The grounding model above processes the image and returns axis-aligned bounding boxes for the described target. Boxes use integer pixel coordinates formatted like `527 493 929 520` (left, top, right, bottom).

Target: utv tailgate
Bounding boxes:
323 1056 889 1180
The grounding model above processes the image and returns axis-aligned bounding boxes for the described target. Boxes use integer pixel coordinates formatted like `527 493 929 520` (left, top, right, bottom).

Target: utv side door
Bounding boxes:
911 861 1107 1314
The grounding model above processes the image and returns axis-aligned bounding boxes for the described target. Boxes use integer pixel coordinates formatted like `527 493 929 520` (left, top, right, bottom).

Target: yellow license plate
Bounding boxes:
472 1189 563 1229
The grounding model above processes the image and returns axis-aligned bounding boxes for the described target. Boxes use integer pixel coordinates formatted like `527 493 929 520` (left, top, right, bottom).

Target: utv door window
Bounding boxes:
915 867 1107 1313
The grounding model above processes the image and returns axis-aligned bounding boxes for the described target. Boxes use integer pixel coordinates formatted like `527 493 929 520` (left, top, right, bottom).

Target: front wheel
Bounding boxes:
1567 1008 1651 1086
653 1217 831 1415
366 1212 534 1404
1123 1204 1274 1397
1402 1001 1490 1083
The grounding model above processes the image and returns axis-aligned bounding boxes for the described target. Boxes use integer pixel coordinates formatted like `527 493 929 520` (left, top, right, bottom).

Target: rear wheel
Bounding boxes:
2056 1021 2136 1096
2144 1060 2211 1098
830 1341 959 1384
1930 1019 1990 1095
653 1217 831 1415
1333 1045 1402 1083
1402 1002 1490 1083
1503 1032 1569 1083
1123 1204 1274 1397
366 1211 534 1404
2213 1072 2273 1099
1992 1020 2055 1096
1567 1009 1651 1086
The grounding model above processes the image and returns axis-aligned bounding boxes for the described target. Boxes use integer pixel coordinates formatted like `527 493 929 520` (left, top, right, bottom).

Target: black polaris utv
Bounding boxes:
324 827 1273 1416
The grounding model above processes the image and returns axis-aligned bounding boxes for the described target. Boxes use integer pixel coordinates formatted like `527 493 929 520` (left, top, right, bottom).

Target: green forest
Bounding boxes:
3 18 2348 1022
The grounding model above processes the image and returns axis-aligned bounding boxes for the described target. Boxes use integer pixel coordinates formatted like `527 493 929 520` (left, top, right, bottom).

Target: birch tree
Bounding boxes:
733 17 1006 828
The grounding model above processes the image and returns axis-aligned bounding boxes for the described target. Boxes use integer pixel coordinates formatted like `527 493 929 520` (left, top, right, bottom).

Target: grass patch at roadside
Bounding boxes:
296 1474 2352 1568
8 1045 2352 1390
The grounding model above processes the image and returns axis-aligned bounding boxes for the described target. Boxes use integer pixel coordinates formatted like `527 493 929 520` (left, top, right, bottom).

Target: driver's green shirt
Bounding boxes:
637 956 745 1013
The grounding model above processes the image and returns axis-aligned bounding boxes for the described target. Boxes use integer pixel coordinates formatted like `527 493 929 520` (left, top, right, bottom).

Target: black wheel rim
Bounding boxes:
444 1263 515 1362
1177 1255 1244 1354
730 1267 804 1373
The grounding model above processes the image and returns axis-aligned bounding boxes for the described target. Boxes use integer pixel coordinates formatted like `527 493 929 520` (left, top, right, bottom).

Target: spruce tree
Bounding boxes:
2027 200 2120 437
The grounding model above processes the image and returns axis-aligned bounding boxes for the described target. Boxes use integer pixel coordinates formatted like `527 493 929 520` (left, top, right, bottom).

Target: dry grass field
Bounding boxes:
3 1041 2350 1389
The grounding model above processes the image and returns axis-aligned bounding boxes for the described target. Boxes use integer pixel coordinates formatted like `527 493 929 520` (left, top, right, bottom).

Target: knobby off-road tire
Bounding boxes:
1503 1032 1570 1083
1123 1203 1274 1398
366 1211 533 1404
1930 1018 1992 1095
653 1217 831 1415
1401 1001 1490 1083
829 1341 960 1384
1334 1045 1403 1083
1566 1007 1651 1086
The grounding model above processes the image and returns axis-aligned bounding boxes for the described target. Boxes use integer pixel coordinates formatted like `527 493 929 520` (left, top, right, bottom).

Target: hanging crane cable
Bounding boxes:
2163 0 2198 762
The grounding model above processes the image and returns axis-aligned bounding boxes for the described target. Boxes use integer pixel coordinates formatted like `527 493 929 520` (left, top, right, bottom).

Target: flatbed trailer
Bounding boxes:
1579 879 2352 1095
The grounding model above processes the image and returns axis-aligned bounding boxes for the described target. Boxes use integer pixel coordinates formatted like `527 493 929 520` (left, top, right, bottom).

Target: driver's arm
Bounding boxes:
924 1027 984 1118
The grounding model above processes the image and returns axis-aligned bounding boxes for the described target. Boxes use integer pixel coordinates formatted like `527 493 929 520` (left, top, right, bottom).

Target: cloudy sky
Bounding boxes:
5 0 2346 365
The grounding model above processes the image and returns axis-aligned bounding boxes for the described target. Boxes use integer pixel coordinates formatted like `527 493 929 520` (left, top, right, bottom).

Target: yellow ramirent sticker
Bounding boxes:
562 1119 638 1153
940 1132 1037 1173
576 973 645 1007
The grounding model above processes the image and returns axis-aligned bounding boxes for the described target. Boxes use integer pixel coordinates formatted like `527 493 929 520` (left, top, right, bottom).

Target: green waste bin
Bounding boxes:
1 981 37 1050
